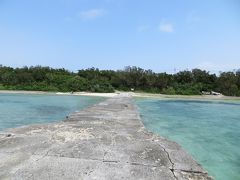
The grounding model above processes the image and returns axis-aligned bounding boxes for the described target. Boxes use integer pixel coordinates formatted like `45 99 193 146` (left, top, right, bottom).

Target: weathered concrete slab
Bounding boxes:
0 94 213 179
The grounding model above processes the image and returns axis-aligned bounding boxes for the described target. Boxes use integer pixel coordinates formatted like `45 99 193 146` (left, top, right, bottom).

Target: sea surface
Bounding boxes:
135 98 240 180
0 93 104 131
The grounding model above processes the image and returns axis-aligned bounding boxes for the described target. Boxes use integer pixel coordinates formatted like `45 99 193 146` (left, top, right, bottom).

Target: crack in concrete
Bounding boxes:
156 143 178 180
34 149 51 162
177 169 209 174
127 162 158 167
102 160 120 163
155 143 212 179
19 149 211 179
32 153 170 169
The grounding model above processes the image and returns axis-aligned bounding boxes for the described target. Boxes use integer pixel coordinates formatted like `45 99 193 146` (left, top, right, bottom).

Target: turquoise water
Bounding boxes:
135 98 240 180
0 93 103 131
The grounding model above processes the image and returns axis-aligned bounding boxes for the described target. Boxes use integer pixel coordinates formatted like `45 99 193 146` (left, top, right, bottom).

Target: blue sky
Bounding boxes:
0 0 239 73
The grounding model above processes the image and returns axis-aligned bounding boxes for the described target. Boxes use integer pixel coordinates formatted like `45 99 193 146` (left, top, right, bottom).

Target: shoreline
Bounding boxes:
132 92 240 101
1 89 240 101
0 90 118 97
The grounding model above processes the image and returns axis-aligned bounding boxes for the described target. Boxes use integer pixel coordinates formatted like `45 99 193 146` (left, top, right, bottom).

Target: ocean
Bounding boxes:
0 93 103 131
135 98 240 180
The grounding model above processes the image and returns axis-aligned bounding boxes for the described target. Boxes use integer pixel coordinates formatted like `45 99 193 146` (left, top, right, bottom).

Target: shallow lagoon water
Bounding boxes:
135 98 240 180
0 93 103 131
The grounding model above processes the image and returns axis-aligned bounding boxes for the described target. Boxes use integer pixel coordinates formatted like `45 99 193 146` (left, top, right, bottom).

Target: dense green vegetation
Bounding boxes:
0 65 240 96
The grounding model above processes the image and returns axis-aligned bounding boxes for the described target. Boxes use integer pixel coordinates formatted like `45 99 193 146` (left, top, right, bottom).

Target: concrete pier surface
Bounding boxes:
0 94 212 180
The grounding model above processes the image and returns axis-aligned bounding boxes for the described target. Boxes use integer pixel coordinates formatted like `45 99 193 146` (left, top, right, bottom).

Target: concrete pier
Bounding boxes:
0 94 212 180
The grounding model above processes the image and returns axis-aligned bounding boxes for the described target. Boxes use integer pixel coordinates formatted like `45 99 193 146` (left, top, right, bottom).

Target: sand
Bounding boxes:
1 90 240 100
0 90 118 97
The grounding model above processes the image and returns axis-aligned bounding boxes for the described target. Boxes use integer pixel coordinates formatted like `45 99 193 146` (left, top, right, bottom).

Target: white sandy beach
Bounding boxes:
0 90 118 97
131 92 240 101
1 90 240 100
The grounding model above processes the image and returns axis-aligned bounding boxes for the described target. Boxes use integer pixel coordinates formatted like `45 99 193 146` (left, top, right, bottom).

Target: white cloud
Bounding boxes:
78 9 106 20
137 25 150 32
159 21 174 33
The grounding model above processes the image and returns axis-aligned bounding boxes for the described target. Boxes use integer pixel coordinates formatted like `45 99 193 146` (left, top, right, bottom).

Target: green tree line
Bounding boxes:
0 65 240 96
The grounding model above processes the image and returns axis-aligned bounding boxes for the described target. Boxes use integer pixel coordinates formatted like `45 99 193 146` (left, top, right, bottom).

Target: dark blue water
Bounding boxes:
135 98 240 180
0 93 104 131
